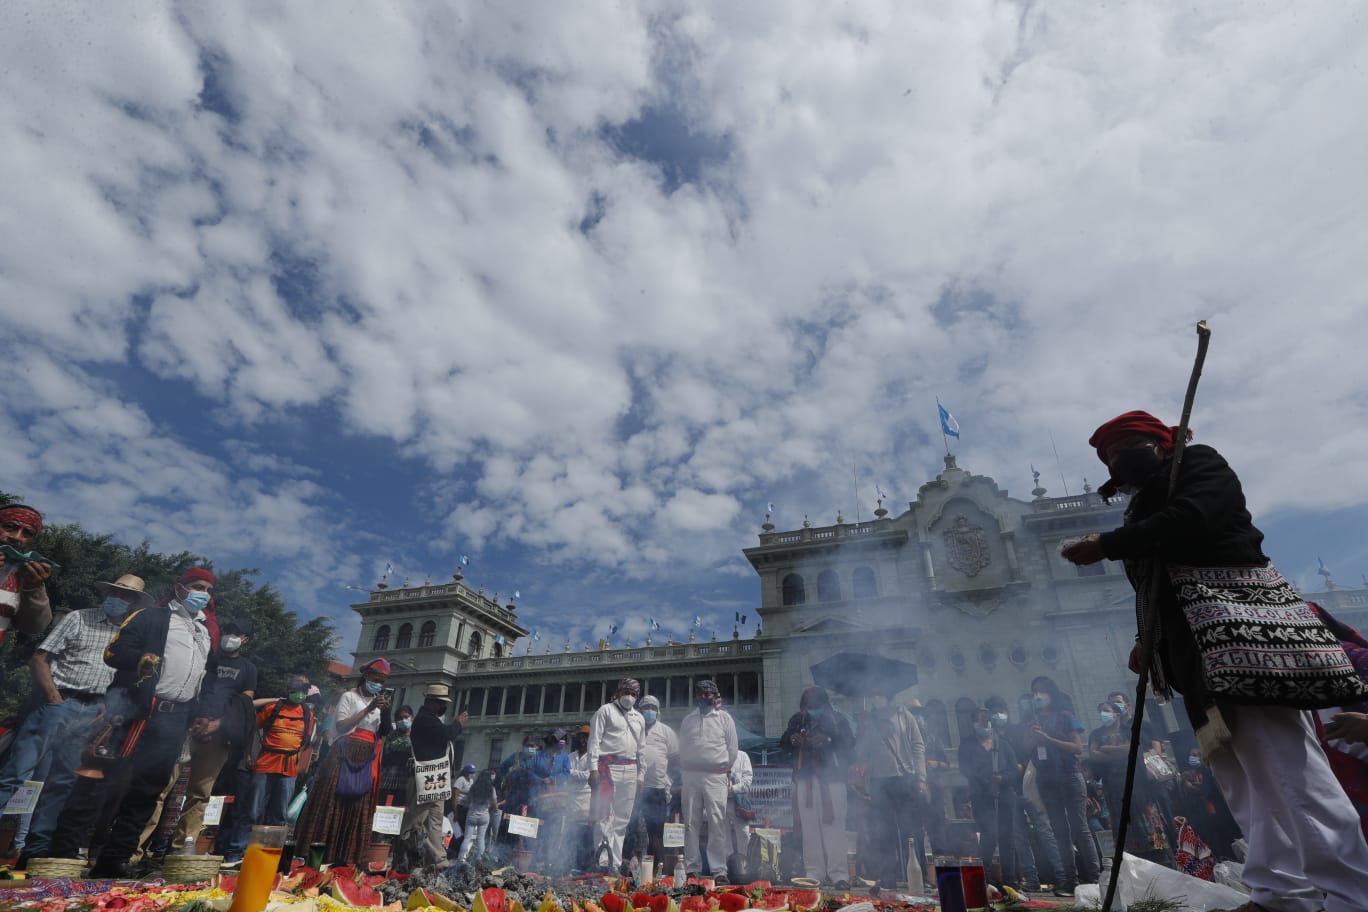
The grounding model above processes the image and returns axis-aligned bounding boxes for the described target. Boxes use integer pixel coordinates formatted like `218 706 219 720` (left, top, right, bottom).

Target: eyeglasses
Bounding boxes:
0 521 38 539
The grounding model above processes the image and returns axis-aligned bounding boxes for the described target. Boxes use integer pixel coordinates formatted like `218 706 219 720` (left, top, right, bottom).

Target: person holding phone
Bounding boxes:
292 658 394 866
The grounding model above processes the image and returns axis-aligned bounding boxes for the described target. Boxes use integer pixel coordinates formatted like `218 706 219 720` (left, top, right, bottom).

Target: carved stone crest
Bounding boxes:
943 514 991 577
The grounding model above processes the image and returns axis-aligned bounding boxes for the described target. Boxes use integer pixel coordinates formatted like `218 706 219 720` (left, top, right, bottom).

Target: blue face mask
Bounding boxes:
642 709 658 725
101 597 128 619
364 680 383 695
1032 693 1049 710
181 590 211 612
397 718 412 731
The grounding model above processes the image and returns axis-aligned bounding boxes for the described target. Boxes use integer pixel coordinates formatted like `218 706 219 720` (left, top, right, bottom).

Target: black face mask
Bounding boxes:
1110 446 1162 487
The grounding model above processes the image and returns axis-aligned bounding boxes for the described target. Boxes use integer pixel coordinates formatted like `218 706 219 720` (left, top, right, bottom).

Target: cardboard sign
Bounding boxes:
662 822 685 847
203 795 227 825
507 814 541 838
373 805 406 835
2 781 41 815
748 767 794 829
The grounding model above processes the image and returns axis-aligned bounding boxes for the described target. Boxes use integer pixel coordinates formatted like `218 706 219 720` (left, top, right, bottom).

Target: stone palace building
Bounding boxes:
349 455 1367 778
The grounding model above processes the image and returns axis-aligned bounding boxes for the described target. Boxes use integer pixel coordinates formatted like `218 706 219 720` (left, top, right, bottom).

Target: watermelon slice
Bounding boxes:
716 894 749 912
600 895 628 912
785 891 821 912
332 877 382 907
217 875 239 894
474 886 509 912
679 897 713 912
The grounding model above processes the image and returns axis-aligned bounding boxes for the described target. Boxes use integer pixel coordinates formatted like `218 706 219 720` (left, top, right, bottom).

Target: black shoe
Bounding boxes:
88 860 138 880
1053 885 1076 897
713 875 729 885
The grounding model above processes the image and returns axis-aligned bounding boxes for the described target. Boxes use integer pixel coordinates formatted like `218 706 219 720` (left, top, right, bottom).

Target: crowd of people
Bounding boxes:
6 403 1368 912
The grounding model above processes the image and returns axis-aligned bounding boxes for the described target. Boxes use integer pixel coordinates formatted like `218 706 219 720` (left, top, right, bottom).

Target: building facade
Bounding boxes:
349 454 1368 770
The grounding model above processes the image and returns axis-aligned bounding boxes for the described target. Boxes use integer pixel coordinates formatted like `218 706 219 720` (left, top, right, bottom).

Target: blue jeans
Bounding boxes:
229 773 297 857
1017 792 1063 885
0 699 104 857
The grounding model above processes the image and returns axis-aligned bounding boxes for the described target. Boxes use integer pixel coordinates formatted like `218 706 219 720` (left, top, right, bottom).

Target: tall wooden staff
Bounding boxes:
1102 320 1211 911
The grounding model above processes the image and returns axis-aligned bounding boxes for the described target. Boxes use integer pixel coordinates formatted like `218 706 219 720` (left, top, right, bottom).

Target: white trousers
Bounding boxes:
683 771 729 875
595 764 639 868
794 775 849 884
1207 704 1368 912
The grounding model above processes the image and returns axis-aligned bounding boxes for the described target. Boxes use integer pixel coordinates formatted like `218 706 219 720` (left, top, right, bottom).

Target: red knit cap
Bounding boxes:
1087 411 1187 464
177 567 216 587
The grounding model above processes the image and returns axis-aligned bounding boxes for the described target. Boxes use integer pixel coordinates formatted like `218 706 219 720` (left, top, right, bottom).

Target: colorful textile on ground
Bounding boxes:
1173 816 1216 881
1171 563 1368 708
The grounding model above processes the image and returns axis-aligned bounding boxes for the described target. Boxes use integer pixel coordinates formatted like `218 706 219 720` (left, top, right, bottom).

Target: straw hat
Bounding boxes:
92 574 154 609
424 683 453 702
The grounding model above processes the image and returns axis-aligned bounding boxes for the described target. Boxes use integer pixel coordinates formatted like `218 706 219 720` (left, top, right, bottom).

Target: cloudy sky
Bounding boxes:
4 1 1367 659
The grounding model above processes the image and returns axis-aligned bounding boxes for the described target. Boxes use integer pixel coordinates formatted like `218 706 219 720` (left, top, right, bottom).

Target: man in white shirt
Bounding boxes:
588 678 645 871
626 694 678 861
677 679 738 879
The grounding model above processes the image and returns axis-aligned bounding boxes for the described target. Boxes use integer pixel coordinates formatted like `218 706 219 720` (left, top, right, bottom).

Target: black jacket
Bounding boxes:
1099 444 1267 566
104 605 210 718
410 707 452 761
1100 443 1266 725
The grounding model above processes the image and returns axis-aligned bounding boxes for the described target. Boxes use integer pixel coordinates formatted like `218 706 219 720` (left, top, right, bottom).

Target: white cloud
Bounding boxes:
5 0 1368 652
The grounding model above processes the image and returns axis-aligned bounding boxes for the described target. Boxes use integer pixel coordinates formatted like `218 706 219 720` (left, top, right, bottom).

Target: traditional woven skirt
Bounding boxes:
293 732 382 866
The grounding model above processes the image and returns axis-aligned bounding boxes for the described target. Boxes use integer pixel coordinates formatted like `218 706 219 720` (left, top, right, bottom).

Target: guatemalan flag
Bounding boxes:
938 403 960 439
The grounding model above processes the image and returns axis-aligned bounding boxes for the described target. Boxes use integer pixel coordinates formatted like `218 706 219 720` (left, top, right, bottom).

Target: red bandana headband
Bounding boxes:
0 505 43 535
1087 410 1189 464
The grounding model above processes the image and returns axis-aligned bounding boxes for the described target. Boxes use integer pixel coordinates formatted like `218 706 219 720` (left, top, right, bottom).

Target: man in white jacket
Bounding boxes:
678 679 738 880
588 678 645 872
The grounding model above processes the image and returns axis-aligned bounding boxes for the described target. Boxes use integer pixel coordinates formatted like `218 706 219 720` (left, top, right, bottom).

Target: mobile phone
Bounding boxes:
383 687 396 701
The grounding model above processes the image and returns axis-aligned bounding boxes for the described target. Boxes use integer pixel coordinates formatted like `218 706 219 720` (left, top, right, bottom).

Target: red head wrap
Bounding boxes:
362 657 392 675
0 505 43 535
1087 410 1189 464
177 567 216 588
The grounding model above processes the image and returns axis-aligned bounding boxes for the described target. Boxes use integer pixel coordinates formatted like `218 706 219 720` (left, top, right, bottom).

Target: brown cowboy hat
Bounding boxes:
93 574 155 610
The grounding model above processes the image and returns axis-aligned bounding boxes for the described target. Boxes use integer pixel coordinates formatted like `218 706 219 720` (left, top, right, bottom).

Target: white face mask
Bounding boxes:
220 634 244 653
1099 711 1116 725
617 694 636 711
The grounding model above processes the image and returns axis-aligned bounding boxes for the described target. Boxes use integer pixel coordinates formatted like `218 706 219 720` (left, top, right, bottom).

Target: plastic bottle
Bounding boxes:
629 856 641 885
673 854 686 887
181 836 196 855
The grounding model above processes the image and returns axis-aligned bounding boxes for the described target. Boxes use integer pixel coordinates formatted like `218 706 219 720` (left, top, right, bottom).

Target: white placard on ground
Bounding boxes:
2 781 42 815
662 822 685 847
203 795 227 826
507 814 541 838
372 805 406 835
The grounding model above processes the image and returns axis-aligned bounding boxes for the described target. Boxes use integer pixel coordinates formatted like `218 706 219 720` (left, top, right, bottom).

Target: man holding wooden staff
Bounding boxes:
1063 410 1368 912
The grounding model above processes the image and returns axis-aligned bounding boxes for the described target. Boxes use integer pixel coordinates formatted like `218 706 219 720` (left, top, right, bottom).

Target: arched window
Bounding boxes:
817 569 841 602
852 566 878 598
395 623 413 649
418 621 437 648
781 573 806 606
372 625 390 651
468 631 483 656
492 641 503 658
